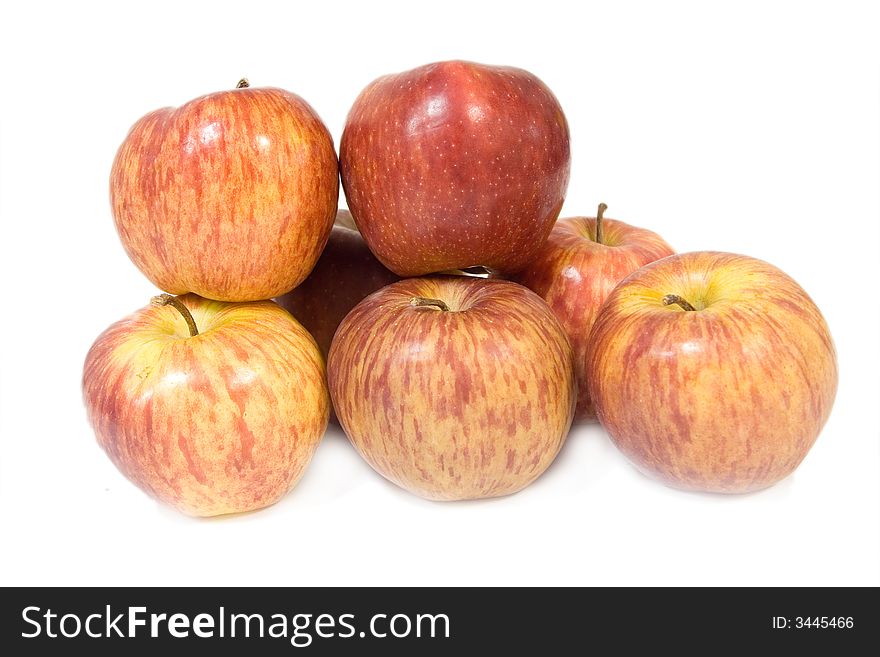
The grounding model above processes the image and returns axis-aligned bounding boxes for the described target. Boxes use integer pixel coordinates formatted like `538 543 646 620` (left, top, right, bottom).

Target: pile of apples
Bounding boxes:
83 62 838 517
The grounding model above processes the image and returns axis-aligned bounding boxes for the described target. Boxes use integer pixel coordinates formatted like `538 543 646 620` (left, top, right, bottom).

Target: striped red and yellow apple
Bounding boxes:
586 252 837 493
328 277 577 501
110 80 339 302
340 60 571 276
513 204 674 421
82 294 329 516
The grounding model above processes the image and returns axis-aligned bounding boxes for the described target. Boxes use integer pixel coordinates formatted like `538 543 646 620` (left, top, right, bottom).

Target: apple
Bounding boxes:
585 252 838 493
340 60 571 277
275 210 399 359
110 79 339 302
82 293 330 516
513 203 674 420
328 276 576 500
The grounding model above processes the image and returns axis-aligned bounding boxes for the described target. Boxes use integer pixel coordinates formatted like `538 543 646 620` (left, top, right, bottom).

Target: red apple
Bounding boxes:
340 60 571 277
275 210 399 359
513 204 674 420
83 294 330 516
110 79 339 302
328 277 576 500
586 252 838 493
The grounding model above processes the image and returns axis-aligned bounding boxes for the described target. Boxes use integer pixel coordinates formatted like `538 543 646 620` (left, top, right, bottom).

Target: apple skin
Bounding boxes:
340 60 571 277
110 83 339 302
82 294 330 516
513 213 674 421
328 276 576 501
585 252 838 493
275 210 400 359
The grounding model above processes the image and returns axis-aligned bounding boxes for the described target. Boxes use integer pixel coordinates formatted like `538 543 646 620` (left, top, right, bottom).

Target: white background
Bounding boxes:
1 0 878 586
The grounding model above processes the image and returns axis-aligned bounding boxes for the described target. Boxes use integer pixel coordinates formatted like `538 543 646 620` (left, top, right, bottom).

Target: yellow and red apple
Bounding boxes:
586 252 838 493
82 294 329 516
328 277 576 500
110 80 339 302
513 204 674 420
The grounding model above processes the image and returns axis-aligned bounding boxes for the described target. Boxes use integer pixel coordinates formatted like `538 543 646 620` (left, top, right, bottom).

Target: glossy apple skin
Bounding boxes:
586 252 838 493
328 277 576 501
111 85 339 302
275 210 400 359
83 295 330 516
513 216 674 421
340 60 570 277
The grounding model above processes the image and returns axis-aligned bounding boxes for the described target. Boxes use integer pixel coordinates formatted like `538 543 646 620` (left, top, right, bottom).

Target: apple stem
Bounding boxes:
662 294 697 312
151 294 200 336
236 78 250 89
459 265 496 277
410 297 450 312
440 265 497 278
595 203 608 245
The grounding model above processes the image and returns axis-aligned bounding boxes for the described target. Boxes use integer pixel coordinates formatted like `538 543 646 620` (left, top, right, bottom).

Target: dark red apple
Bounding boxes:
340 60 571 277
275 210 400 359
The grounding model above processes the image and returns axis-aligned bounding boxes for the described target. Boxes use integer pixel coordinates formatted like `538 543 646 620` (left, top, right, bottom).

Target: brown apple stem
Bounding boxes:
439 265 497 278
459 265 496 277
662 294 697 312
595 203 608 245
236 78 250 89
410 297 450 312
151 294 200 336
